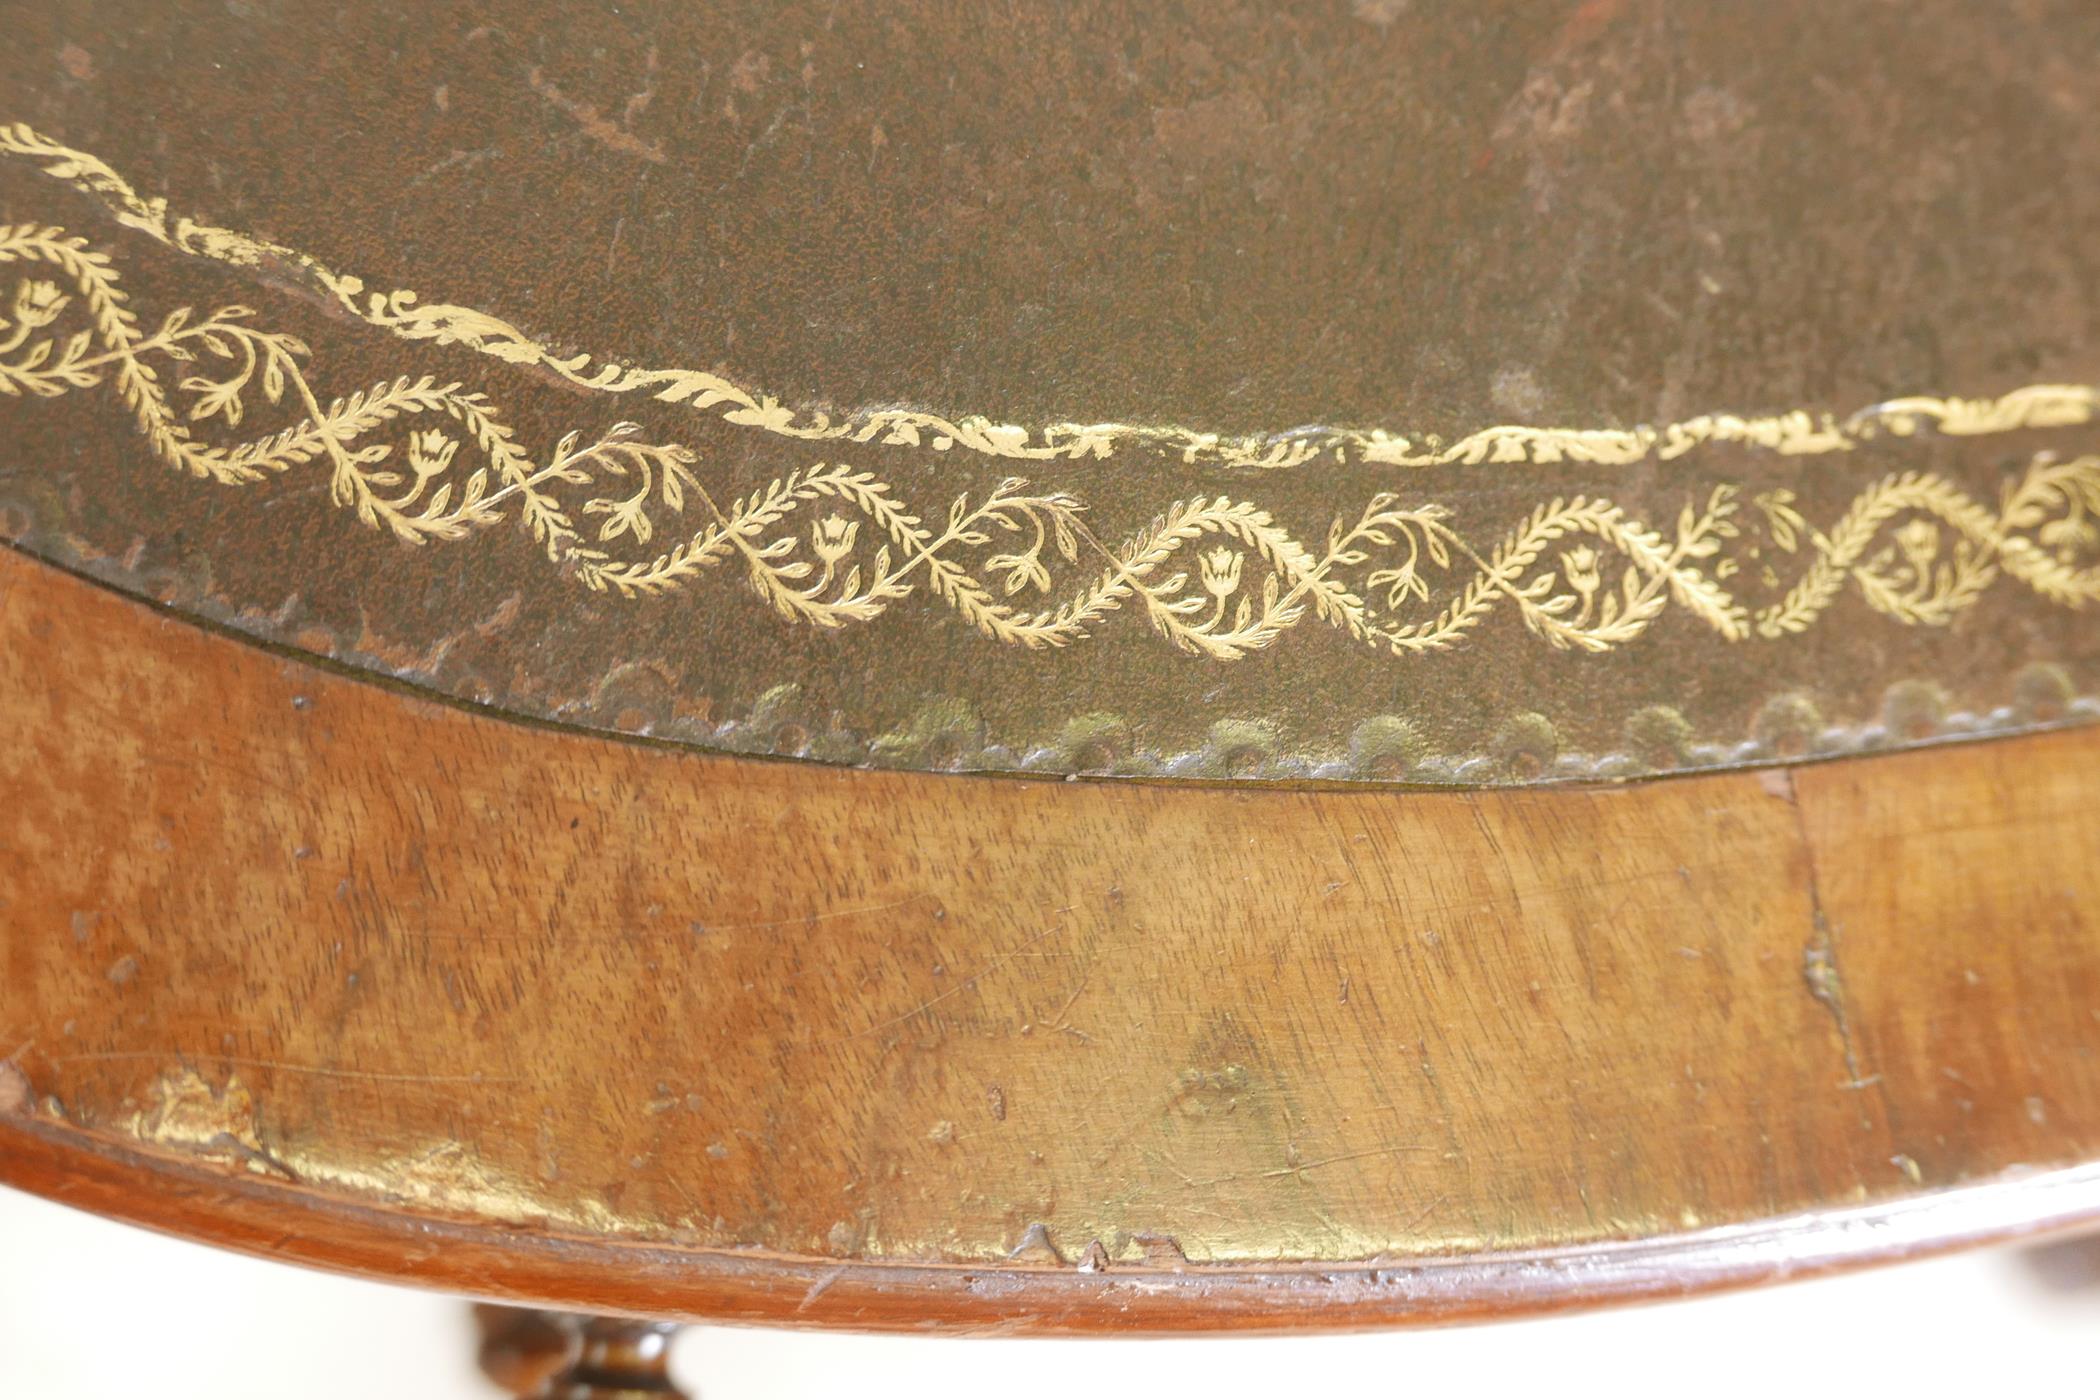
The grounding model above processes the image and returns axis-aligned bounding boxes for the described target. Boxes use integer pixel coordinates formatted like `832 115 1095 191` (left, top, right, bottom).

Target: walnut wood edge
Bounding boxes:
7 1115 2098 1335
13 547 2100 1331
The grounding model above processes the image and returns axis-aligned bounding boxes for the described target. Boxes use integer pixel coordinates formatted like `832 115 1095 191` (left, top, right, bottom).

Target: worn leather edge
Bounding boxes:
11 535 2096 797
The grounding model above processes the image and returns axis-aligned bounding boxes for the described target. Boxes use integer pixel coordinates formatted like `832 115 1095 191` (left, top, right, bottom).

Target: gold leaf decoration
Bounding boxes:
1 121 2094 473
5 220 2100 663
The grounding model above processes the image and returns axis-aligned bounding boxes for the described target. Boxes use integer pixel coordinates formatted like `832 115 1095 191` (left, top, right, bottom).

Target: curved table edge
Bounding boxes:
6 1117 2098 1334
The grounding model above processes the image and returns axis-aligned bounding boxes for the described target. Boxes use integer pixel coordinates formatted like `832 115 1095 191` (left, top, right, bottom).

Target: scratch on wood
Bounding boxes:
796 1264 848 1312
810 922 1064 1047
1786 770 1883 1128
53 1050 510 1084
1262 1142 1434 1182
690 893 929 936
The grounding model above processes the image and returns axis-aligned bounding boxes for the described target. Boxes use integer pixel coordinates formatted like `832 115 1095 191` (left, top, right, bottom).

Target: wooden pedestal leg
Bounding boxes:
475 1305 690 1399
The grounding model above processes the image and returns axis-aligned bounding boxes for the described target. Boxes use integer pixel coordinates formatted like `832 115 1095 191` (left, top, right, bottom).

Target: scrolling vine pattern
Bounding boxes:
5 219 2100 662
1 121 2096 473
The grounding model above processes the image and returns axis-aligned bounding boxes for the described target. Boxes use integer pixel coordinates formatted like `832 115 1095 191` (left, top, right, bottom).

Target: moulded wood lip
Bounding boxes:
7 1116 2100 1334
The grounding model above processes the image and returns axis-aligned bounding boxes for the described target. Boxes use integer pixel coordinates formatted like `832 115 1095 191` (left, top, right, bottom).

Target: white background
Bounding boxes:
3 1184 2095 1398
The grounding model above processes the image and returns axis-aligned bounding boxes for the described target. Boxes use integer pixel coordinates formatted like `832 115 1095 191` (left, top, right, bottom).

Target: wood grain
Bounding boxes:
6 545 2100 1329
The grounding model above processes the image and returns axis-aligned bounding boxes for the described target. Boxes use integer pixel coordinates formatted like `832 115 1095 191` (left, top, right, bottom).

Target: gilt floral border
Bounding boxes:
5 123 2100 668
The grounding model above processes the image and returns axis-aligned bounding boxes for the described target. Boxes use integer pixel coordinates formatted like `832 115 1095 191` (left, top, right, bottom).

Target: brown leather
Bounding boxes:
2 1 2097 781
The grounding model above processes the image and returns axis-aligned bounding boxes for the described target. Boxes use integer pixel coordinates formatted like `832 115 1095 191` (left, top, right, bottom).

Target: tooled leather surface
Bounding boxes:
3 0 2098 783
